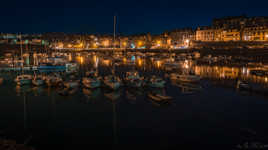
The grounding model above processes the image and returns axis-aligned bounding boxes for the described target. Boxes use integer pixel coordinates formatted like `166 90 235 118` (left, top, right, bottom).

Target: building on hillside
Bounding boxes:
196 26 215 42
222 29 241 41
165 28 195 48
243 26 268 41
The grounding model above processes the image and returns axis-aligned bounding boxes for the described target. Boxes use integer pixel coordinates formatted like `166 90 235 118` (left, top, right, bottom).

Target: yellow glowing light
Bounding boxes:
138 41 143 47
93 43 98 48
265 77 268 82
102 40 109 47
57 43 64 48
77 56 84 64
123 42 127 47
137 59 143 66
156 40 161 45
93 55 97 62
123 57 127 64
68 44 72 48
80 57 84 64
103 60 110 66
156 60 162 68
68 54 72 61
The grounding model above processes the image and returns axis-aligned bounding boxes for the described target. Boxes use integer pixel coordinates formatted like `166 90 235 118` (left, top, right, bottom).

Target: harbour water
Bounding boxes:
1 51 268 149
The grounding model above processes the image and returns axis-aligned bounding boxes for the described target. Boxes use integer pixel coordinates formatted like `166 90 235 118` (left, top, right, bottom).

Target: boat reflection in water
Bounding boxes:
2 52 268 149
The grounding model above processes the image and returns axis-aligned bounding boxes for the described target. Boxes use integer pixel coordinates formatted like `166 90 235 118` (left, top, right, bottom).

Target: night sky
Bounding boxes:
1 0 267 34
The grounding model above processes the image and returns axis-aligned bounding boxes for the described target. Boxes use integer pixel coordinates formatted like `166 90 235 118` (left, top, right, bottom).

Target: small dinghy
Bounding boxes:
148 93 172 102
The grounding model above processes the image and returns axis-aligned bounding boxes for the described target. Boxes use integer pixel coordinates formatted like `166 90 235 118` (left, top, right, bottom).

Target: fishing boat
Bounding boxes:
32 75 45 86
103 75 121 90
170 73 200 82
14 75 32 86
147 76 166 88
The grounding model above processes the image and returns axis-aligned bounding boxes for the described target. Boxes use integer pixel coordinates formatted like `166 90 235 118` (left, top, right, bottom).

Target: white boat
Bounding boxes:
14 75 32 86
147 76 166 88
170 73 200 82
103 75 121 90
32 75 45 86
82 77 101 89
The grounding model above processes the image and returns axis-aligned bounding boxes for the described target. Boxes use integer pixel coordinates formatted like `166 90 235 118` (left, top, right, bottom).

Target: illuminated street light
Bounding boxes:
123 42 127 47
138 41 143 47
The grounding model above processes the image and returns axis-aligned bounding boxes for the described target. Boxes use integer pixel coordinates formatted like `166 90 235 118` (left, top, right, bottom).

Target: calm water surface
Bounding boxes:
0 53 268 149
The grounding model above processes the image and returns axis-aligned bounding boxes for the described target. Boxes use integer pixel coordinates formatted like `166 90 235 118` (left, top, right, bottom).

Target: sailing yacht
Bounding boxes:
15 33 32 86
103 15 122 90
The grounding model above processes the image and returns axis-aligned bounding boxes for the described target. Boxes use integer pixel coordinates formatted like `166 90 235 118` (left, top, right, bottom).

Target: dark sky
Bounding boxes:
0 0 267 34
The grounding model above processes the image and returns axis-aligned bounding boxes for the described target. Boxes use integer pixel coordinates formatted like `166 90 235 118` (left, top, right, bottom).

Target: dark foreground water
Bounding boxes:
1 55 268 150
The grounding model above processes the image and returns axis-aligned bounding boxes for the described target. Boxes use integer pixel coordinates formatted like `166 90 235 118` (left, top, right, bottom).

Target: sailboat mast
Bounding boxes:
113 15 116 50
20 33 23 68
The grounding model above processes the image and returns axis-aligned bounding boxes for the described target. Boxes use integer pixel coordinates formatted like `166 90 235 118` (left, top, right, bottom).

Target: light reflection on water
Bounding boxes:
1 52 268 149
